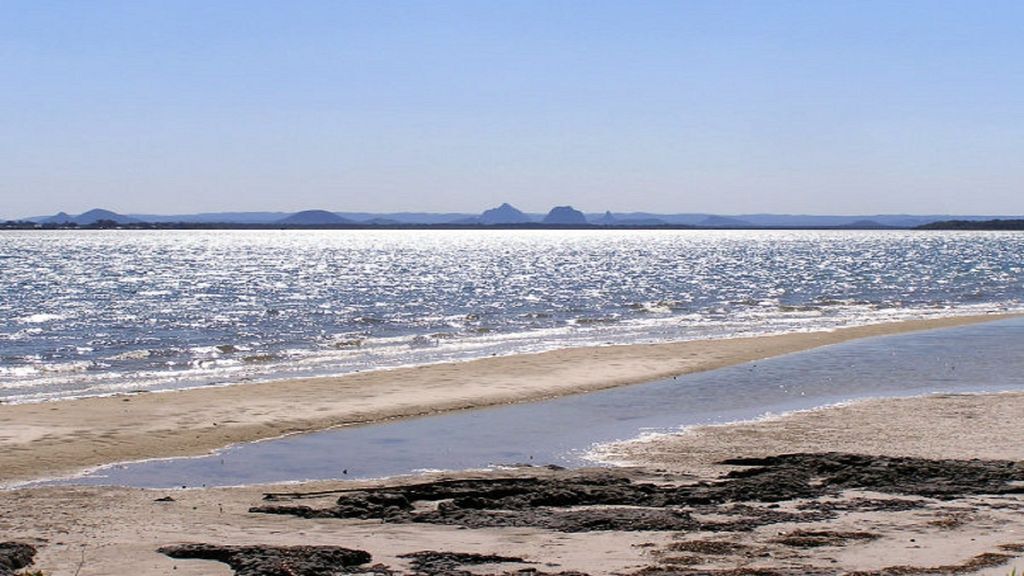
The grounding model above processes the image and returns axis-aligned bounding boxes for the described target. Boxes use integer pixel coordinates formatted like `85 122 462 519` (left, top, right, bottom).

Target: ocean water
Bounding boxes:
2 229 1023 402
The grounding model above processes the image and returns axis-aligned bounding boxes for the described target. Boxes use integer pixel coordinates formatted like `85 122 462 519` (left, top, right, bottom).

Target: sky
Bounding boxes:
2 1 1023 218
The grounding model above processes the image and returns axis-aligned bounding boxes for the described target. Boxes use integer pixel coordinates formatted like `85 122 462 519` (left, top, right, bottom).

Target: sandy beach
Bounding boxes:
5 386 1024 574
0 313 1013 486
4 313 1024 575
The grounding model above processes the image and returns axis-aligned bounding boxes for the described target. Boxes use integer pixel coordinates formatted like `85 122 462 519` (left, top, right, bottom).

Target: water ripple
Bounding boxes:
1 229 1022 402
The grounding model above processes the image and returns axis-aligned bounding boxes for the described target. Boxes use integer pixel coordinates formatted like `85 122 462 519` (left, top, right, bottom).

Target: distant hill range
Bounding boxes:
40 208 139 226
916 219 1024 230
276 210 353 225
11 205 1024 230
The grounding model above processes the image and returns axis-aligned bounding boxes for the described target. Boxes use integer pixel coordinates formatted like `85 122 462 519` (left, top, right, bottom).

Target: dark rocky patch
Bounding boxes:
796 497 927 514
720 453 1024 500
397 551 525 574
770 529 879 548
413 503 702 532
161 453 1024 576
846 550 1018 575
708 503 834 528
631 568 828 576
0 542 36 576
253 453 1017 533
665 540 750 555
158 545 590 576
158 543 375 576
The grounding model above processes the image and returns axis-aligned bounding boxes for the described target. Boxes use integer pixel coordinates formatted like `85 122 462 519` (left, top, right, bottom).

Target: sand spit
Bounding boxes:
0 313 1015 485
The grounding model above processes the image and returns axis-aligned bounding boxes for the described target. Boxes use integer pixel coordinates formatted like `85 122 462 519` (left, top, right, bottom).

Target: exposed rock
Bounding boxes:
719 452 1024 499
769 529 879 548
253 453 1024 533
158 543 373 576
0 542 36 576
398 551 525 575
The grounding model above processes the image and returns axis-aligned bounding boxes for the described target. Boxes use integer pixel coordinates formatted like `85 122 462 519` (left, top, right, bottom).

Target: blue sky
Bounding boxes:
2 1 1023 217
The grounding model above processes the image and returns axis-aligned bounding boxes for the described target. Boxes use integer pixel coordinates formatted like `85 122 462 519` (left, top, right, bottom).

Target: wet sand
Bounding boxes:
0 313 1014 485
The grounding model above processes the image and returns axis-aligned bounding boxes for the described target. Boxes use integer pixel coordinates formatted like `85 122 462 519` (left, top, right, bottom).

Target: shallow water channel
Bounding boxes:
51 317 1024 488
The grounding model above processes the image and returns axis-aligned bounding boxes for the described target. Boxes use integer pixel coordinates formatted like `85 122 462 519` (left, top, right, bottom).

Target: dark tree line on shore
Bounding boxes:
916 219 1024 230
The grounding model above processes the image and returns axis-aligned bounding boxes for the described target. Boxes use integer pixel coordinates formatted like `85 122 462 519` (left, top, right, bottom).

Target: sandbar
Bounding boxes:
0 313 1016 485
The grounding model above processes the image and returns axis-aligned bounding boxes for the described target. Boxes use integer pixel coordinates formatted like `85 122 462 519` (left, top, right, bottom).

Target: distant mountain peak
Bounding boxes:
542 206 587 225
479 202 530 225
42 208 136 225
277 210 352 225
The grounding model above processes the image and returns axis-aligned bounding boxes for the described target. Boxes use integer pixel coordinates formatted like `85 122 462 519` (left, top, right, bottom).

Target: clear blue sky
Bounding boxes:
2 0 1023 218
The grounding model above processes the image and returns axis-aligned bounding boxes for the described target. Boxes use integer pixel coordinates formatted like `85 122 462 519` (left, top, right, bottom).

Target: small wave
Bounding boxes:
355 316 385 324
777 304 823 313
188 358 243 370
243 354 278 363
571 316 620 326
38 361 94 374
628 301 675 314
409 335 439 348
325 334 367 349
0 366 40 377
107 349 153 361
17 313 65 324
190 345 237 356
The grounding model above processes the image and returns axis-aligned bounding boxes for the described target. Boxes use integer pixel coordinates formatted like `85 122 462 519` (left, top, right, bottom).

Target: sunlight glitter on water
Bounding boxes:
2 229 1022 402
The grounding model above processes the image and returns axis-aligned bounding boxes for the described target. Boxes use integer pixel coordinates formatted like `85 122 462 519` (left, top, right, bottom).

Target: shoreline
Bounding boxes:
0 312 1017 485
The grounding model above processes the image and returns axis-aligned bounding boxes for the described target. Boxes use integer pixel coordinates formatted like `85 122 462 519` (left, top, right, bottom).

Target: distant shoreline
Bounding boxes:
4 219 1024 231
0 221 932 230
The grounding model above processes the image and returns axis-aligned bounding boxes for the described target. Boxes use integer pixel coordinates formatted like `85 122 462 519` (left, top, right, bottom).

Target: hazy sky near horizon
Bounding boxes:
2 1 1023 219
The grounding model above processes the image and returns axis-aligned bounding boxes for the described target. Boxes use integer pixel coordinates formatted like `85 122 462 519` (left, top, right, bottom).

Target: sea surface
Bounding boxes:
2 229 1023 402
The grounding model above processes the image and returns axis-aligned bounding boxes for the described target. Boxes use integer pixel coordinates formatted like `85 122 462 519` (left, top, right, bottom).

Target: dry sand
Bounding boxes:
6 387 1024 575
594 391 1024 575
3 312 1024 575
0 313 1013 485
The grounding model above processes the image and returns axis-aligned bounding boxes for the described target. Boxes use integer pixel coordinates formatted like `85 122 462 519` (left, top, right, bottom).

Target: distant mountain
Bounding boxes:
594 211 668 226
41 209 138 225
699 215 753 228
23 208 1024 229
277 210 352 225
43 211 74 224
917 219 1024 230
336 212 479 225
479 203 531 225
130 211 290 224
542 206 587 225
836 219 896 229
